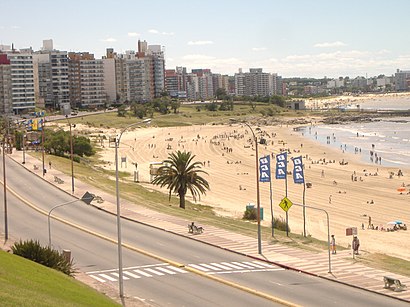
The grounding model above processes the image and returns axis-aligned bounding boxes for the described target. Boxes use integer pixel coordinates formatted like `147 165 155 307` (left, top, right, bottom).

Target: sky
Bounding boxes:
1 0 410 78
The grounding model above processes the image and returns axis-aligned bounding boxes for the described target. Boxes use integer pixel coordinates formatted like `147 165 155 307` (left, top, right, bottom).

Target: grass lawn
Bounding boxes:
0 250 119 306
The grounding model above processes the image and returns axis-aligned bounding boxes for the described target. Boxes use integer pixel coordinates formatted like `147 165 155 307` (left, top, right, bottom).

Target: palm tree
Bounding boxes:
151 151 210 209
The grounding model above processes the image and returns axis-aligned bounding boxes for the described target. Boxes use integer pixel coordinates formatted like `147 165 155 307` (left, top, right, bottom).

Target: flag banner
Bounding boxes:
26 119 33 131
275 152 287 179
259 155 271 182
37 118 43 131
292 156 305 184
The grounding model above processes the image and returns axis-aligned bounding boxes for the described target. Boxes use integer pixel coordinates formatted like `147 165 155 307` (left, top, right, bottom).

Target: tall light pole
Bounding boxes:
41 118 45 177
230 119 262 254
115 118 151 299
48 192 94 247
22 134 26 164
65 115 75 194
2 135 8 240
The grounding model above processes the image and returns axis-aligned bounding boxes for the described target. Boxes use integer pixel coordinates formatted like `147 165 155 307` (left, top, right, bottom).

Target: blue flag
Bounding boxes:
275 152 287 179
292 156 305 184
259 155 271 182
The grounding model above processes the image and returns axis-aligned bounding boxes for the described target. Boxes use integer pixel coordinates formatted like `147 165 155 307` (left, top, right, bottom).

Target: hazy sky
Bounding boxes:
1 0 410 78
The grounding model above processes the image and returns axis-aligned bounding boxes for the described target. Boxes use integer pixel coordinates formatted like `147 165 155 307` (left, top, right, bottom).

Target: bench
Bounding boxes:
53 176 64 184
384 276 407 292
188 223 204 234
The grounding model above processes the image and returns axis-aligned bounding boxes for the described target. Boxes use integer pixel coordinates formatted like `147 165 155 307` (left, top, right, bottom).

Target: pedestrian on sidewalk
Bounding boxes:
330 234 336 254
49 161 52 169
352 236 360 255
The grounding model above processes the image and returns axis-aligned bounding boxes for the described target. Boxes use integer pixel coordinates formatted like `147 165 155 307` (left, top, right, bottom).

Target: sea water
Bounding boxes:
300 117 410 168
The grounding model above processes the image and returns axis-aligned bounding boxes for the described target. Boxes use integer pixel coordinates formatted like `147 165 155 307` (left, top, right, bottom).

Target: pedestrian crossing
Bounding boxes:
87 260 284 283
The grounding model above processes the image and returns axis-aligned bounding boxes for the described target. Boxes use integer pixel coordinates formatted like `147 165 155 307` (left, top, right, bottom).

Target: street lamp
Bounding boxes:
115 118 151 299
48 192 94 247
230 119 262 254
2 135 8 240
41 118 46 177
65 115 75 194
22 134 26 164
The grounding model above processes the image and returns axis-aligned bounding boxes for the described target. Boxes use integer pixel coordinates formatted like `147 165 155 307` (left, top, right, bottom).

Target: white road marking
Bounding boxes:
89 275 106 283
144 268 165 276
87 260 283 283
99 273 117 281
123 271 141 279
155 267 177 274
112 272 129 280
189 264 210 271
133 269 152 277
165 266 188 274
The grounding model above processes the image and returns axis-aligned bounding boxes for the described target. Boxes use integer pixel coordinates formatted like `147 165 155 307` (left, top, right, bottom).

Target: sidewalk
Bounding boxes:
9 151 410 303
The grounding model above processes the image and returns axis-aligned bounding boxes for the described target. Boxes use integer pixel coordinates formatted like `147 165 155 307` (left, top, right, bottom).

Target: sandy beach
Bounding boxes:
90 120 410 261
305 92 410 109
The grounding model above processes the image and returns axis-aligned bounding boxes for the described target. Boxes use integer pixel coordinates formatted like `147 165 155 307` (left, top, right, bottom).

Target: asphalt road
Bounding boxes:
1 157 408 307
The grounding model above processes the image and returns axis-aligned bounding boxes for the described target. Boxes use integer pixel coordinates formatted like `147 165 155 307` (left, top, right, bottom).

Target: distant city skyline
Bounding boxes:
1 0 410 78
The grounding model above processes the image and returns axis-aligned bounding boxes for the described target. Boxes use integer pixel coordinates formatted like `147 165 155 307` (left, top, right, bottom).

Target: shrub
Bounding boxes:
243 207 257 220
273 216 290 232
11 239 76 276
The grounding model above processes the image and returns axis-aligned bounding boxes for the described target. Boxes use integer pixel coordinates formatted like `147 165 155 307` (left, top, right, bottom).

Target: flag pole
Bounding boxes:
269 158 274 237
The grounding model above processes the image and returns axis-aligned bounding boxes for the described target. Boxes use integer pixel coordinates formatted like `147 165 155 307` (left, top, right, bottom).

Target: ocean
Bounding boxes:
299 95 410 168
299 117 410 168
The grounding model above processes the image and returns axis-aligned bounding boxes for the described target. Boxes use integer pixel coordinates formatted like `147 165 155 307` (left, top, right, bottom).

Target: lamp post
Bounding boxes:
41 118 45 177
65 115 75 194
2 136 8 240
115 118 151 299
230 119 262 254
22 134 26 164
48 192 94 247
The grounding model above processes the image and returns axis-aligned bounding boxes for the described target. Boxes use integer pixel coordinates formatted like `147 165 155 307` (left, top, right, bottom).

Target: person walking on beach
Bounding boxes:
368 216 372 229
329 195 332 204
330 235 336 254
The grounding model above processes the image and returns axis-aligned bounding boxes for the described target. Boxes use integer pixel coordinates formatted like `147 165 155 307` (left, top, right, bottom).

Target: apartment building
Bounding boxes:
136 41 165 99
0 50 36 114
68 52 105 108
32 45 69 110
234 68 276 97
395 69 410 91
0 54 12 114
165 66 187 98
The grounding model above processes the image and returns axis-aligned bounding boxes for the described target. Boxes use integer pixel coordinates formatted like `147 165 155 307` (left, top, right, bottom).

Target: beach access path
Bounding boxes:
7 149 410 304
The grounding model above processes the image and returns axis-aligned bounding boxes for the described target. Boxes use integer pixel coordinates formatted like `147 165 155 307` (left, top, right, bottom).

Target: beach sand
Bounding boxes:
93 122 410 261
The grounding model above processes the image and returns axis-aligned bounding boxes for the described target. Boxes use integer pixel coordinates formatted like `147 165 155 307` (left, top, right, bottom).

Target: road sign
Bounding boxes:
345 227 357 236
278 197 293 212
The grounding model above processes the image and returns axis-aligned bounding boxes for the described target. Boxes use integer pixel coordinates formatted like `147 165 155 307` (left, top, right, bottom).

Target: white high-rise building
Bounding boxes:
6 52 36 113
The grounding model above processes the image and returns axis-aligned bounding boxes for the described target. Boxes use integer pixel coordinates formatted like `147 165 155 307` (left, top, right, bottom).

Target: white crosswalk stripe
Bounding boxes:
89 275 106 283
165 266 188 274
155 267 177 274
144 268 165 276
112 272 129 280
98 273 117 282
87 260 282 283
133 269 152 277
123 271 141 279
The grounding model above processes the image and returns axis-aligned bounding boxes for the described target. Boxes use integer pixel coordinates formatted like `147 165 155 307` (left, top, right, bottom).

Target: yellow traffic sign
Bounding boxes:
279 197 293 212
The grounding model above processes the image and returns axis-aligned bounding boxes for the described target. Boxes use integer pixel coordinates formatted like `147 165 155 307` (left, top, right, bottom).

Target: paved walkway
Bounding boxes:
8 151 410 303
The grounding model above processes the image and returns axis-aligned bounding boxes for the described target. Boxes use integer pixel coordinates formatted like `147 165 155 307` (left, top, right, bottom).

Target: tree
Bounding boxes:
151 151 210 209
73 136 94 157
